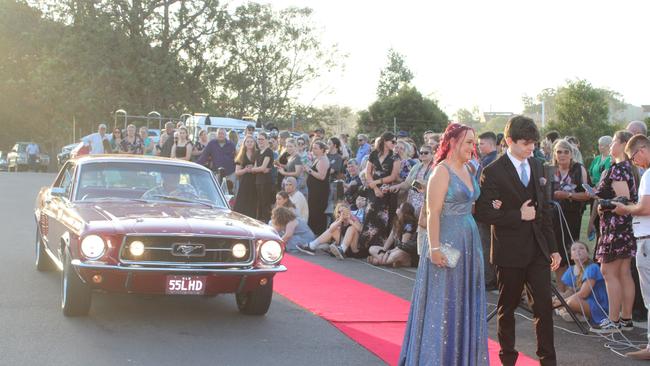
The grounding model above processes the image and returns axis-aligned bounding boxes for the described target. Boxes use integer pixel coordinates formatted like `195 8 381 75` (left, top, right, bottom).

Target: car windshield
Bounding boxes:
74 161 227 208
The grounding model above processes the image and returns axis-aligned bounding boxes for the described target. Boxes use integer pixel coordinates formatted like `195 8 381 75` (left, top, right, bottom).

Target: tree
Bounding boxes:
545 79 616 157
455 106 480 128
522 88 557 125
376 49 413 99
0 1 341 157
358 86 448 143
208 3 342 123
478 116 509 135
289 104 356 136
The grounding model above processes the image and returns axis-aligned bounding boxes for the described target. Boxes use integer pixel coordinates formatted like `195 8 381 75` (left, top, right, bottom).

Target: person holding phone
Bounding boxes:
388 144 434 217
400 123 489 365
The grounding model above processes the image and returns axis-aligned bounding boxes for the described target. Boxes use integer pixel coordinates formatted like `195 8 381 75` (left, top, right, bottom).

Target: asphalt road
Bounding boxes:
1 171 647 366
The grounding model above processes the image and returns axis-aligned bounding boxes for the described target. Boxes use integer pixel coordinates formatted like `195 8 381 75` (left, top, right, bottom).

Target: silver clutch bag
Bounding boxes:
440 243 461 268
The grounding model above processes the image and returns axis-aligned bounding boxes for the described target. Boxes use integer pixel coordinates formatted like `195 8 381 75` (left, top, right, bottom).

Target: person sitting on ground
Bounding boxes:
271 207 316 253
555 241 609 325
274 191 298 217
296 202 362 259
367 202 418 268
343 159 363 208
282 176 308 221
351 195 368 223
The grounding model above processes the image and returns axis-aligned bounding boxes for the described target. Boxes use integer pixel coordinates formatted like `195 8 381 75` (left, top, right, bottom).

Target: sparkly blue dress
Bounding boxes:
399 165 489 366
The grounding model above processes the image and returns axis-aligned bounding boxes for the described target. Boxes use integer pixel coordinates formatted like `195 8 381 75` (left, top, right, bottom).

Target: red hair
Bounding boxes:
434 123 476 165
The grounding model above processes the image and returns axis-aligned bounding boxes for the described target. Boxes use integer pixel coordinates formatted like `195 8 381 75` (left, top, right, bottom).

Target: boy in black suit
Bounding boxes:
475 115 561 366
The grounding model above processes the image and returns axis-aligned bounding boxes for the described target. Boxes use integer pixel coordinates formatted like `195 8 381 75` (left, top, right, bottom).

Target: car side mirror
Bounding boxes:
51 187 66 197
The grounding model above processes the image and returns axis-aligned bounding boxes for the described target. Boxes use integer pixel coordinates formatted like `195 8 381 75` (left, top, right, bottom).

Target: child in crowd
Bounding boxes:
297 202 362 259
270 206 315 253
555 241 609 325
367 202 418 268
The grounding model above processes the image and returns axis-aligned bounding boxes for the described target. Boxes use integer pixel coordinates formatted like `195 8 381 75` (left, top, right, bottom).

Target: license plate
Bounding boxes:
165 275 207 295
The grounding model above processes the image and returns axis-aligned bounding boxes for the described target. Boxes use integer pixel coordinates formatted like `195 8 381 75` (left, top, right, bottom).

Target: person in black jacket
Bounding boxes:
475 115 561 366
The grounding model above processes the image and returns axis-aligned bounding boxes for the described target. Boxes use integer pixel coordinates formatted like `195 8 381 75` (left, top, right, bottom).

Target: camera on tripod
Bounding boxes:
598 197 629 211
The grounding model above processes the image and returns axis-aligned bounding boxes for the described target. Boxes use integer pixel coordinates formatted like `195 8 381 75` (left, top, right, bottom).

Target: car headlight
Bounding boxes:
259 240 282 264
232 243 247 259
129 240 145 256
80 235 106 259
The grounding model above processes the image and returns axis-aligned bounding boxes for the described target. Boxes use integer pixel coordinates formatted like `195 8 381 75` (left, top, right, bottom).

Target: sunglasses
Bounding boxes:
631 147 645 161
555 149 571 155
419 151 430 155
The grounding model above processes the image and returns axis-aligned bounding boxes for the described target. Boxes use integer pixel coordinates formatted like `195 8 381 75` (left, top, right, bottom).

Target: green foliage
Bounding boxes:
208 4 342 124
0 0 340 154
545 79 615 157
478 116 509 135
358 86 448 143
376 49 413 99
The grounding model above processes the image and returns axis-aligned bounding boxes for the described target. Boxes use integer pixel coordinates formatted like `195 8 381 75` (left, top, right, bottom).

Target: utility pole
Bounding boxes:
393 117 397 134
541 100 546 128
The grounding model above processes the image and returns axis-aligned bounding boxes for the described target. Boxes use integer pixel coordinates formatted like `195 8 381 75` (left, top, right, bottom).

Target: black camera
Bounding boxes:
599 197 630 211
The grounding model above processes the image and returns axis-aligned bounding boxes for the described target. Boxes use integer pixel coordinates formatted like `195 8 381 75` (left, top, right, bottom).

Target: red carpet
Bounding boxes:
275 254 538 366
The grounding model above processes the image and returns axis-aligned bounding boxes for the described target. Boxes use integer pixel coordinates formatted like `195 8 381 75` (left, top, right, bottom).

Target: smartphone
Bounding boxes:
411 180 424 191
582 183 596 197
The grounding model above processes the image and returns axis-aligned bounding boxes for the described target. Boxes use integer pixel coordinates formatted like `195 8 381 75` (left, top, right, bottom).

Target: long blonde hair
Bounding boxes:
571 241 592 289
235 135 258 166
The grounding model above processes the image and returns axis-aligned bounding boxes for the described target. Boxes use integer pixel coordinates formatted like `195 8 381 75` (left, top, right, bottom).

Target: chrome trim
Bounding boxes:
71 259 286 274
119 233 256 267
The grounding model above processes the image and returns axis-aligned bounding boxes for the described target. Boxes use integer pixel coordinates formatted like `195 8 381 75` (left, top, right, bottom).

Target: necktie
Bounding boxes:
520 161 529 186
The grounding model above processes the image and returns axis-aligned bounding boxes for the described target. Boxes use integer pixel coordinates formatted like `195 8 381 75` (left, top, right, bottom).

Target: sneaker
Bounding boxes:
329 244 345 260
296 243 315 256
626 347 650 360
589 318 620 334
620 318 634 331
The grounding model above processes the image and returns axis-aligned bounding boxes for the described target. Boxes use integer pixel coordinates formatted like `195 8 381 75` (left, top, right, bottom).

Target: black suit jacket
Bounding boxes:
475 154 557 268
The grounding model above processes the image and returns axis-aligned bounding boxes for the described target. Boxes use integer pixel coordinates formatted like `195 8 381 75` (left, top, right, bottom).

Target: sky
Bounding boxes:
253 0 649 117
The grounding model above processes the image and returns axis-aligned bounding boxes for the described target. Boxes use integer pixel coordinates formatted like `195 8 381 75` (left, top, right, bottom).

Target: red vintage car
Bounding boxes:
34 155 286 316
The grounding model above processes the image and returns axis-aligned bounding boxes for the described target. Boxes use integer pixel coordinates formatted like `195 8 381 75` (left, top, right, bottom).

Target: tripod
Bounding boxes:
487 285 589 335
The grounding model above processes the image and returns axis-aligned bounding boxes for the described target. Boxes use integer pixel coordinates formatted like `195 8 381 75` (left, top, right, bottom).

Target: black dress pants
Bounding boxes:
496 252 556 366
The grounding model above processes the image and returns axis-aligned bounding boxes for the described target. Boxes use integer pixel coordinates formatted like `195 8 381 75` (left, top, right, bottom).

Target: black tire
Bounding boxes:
35 228 54 272
235 278 273 315
61 252 91 316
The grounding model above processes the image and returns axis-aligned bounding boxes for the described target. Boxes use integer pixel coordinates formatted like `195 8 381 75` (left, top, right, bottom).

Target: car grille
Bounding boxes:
119 235 254 266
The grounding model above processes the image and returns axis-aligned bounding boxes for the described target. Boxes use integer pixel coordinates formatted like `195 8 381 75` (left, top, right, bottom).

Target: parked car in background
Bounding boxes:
8 142 50 172
34 155 286 316
0 151 8 171
57 143 79 169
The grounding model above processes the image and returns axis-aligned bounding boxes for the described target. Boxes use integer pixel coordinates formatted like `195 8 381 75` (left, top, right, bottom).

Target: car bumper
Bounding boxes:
71 260 286 294
71 259 287 274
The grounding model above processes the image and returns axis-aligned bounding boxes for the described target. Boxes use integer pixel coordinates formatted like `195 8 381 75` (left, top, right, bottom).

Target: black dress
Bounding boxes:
358 150 398 255
234 153 257 218
307 158 330 235
255 148 275 222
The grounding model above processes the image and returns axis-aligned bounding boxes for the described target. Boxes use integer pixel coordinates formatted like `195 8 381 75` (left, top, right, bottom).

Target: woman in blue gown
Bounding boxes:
399 123 489 365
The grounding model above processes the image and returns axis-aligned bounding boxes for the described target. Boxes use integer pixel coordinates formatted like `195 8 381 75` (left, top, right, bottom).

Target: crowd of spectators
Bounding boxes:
79 117 650 335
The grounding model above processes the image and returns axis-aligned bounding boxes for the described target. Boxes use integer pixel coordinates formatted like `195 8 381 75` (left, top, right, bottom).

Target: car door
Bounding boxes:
43 162 76 260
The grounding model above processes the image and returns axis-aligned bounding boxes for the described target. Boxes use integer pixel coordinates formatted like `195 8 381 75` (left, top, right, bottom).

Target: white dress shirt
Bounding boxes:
506 149 531 185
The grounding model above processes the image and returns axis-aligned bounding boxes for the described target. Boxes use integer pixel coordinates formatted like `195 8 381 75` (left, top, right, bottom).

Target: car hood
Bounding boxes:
74 202 274 239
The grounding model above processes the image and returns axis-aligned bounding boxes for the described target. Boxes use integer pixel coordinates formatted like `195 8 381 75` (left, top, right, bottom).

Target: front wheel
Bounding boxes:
235 278 273 315
61 252 91 316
